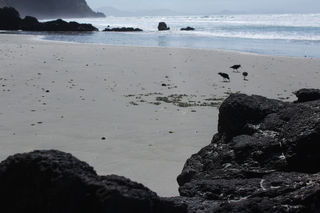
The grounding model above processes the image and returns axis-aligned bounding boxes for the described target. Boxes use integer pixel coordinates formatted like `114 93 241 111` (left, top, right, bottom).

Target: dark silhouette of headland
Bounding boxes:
0 0 105 19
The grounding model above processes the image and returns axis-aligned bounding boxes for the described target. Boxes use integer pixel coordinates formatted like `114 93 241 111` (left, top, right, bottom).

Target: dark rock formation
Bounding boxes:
103 27 143 32
0 6 20 30
1 0 105 19
177 91 320 212
0 150 186 213
0 7 98 31
39 19 98 31
158 22 170 31
20 15 41 31
180 27 195 31
294 88 320 103
21 18 98 31
217 93 285 140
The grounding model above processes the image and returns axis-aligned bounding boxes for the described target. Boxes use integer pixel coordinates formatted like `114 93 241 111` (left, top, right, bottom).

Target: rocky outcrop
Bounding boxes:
103 27 143 32
180 27 195 31
177 88 320 212
294 88 320 103
0 6 20 30
158 22 170 31
1 0 105 19
0 7 98 31
0 150 186 213
33 19 98 31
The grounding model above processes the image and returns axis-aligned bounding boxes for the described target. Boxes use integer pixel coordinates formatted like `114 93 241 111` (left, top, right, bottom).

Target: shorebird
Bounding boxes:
230 64 241 72
218 72 230 82
242 71 248 80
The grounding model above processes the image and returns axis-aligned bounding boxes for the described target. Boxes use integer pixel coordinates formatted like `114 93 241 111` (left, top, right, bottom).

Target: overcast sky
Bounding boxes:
87 0 320 14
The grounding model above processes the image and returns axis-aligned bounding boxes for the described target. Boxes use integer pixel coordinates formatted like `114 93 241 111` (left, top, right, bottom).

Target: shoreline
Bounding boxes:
7 31 319 59
32 33 315 60
0 33 319 196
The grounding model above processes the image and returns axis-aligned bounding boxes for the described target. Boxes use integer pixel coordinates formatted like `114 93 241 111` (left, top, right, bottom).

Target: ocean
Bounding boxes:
37 13 320 58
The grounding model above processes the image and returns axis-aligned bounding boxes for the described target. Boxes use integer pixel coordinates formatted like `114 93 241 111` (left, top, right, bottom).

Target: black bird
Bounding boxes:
218 72 230 82
242 71 248 80
230 64 241 72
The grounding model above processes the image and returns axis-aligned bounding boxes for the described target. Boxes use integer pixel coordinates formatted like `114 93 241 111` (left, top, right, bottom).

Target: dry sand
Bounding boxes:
0 34 319 196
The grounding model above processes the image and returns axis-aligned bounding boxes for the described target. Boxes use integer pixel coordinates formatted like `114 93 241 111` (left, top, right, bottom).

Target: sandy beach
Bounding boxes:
0 33 319 197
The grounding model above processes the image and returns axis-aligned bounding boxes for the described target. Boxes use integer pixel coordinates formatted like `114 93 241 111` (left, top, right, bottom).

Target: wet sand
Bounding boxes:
0 34 319 196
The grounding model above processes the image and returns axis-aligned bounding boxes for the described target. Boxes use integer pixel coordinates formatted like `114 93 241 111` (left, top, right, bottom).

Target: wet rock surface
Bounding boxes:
177 90 320 212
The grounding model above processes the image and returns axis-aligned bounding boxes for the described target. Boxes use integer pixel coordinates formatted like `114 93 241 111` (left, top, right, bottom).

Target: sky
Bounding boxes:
87 0 320 14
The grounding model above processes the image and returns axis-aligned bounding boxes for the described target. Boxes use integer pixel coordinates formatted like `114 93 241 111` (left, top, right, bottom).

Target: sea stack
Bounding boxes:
158 22 170 31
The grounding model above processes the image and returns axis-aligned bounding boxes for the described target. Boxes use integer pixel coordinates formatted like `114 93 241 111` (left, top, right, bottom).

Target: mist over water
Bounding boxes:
40 13 320 57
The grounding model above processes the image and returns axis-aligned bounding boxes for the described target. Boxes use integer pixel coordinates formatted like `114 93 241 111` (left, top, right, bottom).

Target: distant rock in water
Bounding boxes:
158 22 170 31
180 27 195 31
0 7 98 31
1 0 105 19
103 27 143 32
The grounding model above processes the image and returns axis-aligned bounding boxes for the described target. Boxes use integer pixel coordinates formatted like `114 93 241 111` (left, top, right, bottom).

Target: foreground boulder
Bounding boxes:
177 88 320 212
0 150 185 213
0 7 98 31
158 22 170 31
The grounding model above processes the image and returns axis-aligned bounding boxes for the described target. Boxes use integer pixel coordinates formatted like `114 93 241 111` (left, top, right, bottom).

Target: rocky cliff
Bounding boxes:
0 0 105 19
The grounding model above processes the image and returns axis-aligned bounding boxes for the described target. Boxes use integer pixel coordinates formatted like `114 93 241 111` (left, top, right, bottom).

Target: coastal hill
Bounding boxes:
0 0 105 19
